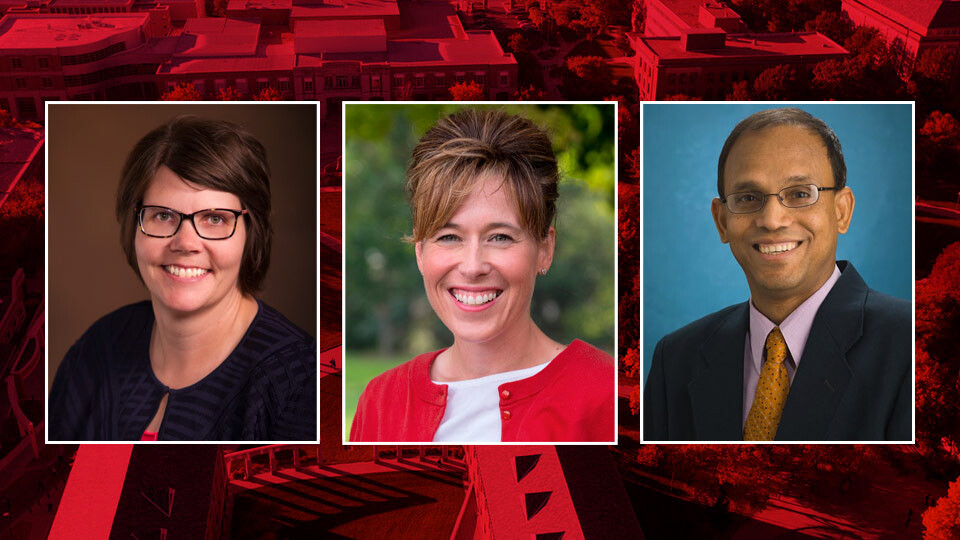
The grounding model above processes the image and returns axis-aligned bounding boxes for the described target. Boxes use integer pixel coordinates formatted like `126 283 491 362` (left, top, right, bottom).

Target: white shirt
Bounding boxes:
432 362 550 442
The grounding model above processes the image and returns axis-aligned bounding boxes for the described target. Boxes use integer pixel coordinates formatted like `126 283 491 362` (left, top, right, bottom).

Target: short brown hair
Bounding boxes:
406 108 559 243
116 116 272 295
717 107 847 197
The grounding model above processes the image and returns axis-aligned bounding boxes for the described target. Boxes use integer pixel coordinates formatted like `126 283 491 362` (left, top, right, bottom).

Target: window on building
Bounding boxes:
304 79 314 93
15 78 26 89
372 76 381 90
257 80 268 92
476 73 485 86
434 73 445 86
279 79 290 92
38 57 49 69
238 79 248 93
336 75 347 88
500 72 508 86
455 73 465 84
415 74 424 88
667 73 676 84
719 72 726 83
351 75 360 88
11 58 22 69
15 97 35 119
679 73 687 83
707 72 715 83
41 77 53 88
393 75 404 88
324 76 333 89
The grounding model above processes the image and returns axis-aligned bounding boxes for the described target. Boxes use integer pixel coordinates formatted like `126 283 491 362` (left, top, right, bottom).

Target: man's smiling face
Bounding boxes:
711 125 854 309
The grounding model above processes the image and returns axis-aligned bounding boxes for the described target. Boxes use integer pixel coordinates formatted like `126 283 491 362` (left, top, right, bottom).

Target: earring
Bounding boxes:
539 268 547 276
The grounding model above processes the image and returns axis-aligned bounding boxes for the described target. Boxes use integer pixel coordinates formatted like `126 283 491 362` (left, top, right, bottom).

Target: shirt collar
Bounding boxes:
749 264 842 372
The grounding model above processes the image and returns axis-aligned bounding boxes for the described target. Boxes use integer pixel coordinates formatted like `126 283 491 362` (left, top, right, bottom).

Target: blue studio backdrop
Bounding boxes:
642 102 913 382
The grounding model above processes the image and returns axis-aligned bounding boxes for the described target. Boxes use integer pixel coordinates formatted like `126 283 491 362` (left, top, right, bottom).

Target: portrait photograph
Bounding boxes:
342 102 617 444
46 102 318 443
642 102 914 443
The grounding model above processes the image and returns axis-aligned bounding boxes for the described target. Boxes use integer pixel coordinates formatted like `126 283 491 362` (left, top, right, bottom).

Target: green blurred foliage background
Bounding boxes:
343 103 616 427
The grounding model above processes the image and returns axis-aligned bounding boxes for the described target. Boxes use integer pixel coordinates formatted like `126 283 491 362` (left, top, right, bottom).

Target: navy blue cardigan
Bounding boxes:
50 300 317 441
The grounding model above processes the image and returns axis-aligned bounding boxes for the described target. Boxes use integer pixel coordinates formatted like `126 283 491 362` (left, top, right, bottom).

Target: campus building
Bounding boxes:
644 0 748 37
842 0 960 82
630 0 848 99
0 12 172 120
0 0 517 121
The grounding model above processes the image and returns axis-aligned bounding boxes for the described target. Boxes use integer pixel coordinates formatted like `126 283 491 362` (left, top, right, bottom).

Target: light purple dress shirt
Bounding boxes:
742 265 842 429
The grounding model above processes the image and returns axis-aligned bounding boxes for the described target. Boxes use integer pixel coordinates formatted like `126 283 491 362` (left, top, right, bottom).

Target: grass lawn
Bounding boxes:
343 351 409 430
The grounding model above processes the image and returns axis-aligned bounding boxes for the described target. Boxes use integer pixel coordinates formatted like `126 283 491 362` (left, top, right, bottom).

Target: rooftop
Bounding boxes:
290 0 399 20
175 17 260 57
638 31 848 61
295 17 384 38
388 30 513 65
849 0 960 32
385 1 513 66
226 0 289 10
162 32 295 73
0 13 148 49
655 0 737 28
48 0 133 6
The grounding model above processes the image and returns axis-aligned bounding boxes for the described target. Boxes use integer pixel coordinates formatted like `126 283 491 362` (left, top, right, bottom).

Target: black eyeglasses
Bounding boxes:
720 185 837 214
137 206 247 240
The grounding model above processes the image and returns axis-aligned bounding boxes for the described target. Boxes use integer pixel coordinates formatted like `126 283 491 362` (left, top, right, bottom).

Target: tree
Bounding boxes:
751 64 800 100
217 86 242 101
209 0 227 16
915 242 960 449
160 83 202 101
662 94 702 101
631 0 645 33
923 477 960 539
0 109 40 129
565 55 609 81
614 34 634 56
727 80 752 100
253 87 283 101
508 32 531 54
512 84 547 100
912 47 957 109
917 111 960 173
804 10 854 45
449 80 485 100
730 0 839 33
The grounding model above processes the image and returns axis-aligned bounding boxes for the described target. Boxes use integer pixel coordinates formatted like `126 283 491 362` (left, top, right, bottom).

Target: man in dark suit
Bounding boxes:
644 108 912 442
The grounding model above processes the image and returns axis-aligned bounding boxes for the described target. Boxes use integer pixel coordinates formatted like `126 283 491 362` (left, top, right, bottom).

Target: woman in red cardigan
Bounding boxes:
350 109 615 443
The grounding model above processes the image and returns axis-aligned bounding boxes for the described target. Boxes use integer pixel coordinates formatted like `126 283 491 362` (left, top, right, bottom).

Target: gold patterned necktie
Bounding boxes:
744 326 790 441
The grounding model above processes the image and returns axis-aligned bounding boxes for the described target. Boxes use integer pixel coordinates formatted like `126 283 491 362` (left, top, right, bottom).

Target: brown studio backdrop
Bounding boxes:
47 103 318 390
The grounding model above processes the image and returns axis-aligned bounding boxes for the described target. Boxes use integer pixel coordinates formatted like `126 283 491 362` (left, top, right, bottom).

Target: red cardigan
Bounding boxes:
349 339 616 443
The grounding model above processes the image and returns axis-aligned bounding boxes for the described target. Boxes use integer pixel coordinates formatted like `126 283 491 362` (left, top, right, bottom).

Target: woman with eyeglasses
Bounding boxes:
49 116 316 441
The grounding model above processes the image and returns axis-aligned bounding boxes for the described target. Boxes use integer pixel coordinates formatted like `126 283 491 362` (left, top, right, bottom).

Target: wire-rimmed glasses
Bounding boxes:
720 184 837 214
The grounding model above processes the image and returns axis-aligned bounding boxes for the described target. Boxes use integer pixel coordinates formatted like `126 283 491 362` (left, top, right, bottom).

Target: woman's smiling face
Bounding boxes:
415 175 554 345
135 164 247 315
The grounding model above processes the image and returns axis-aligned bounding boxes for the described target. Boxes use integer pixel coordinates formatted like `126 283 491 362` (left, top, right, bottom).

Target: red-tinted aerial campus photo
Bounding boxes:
1 0 959 538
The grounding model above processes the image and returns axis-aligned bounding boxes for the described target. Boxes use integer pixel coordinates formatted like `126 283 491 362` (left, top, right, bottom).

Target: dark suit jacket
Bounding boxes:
644 261 912 441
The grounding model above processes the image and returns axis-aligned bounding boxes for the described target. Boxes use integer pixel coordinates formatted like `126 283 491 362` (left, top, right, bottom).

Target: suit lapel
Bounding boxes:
776 261 865 441
688 303 748 440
